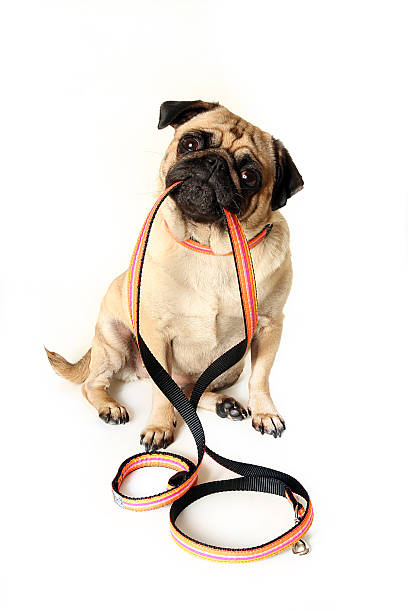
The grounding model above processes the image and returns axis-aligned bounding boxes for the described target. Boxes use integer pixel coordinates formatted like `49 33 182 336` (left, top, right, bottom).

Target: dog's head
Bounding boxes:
158 100 303 225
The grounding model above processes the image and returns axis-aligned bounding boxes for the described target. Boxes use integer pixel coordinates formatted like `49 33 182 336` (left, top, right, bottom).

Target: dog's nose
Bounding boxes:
206 156 227 172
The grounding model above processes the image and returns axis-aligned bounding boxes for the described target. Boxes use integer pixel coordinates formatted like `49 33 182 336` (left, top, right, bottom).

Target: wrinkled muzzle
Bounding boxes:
165 154 241 222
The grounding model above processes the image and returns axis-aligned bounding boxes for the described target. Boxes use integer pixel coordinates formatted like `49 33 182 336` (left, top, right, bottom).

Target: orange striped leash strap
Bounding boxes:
112 182 313 562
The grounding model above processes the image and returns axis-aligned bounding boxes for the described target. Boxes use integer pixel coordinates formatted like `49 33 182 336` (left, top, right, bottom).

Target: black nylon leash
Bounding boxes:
112 183 313 562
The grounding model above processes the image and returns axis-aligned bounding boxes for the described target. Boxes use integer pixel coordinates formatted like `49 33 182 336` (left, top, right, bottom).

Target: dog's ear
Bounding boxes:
158 100 219 130
270 139 304 211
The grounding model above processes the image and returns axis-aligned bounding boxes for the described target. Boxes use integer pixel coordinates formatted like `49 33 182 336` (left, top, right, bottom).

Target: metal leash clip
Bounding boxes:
292 507 311 555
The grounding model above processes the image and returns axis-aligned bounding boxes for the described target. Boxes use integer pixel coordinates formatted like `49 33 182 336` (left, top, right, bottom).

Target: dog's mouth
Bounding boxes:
165 155 242 223
168 177 224 223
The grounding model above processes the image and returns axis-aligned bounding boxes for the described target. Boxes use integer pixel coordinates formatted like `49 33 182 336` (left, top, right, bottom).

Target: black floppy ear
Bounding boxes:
158 100 219 130
270 139 304 211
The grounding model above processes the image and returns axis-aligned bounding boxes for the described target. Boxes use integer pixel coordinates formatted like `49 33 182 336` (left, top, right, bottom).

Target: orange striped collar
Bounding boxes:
163 219 272 256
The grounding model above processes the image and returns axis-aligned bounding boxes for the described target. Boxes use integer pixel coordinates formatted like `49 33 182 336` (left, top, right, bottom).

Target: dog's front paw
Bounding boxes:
98 402 129 425
140 424 175 452
249 393 285 437
216 396 248 421
252 413 285 437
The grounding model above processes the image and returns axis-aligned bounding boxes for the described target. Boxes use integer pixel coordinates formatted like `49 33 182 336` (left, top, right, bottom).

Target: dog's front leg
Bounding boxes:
248 319 286 437
139 329 176 452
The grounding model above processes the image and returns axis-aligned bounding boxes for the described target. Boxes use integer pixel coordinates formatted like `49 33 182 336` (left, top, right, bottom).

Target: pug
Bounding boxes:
46 100 303 451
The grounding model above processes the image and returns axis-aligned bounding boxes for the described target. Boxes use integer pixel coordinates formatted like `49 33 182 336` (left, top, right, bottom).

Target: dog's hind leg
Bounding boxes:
82 320 130 424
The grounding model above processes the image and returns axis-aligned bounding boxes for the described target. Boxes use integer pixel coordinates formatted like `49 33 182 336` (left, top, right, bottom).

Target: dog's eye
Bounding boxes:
240 169 258 188
180 136 201 152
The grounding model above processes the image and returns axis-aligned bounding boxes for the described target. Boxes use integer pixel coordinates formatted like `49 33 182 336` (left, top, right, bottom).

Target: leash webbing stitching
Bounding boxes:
112 183 313 562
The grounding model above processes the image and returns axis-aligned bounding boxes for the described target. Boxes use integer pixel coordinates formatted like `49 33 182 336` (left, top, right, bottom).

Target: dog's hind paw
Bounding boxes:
216 397 248 421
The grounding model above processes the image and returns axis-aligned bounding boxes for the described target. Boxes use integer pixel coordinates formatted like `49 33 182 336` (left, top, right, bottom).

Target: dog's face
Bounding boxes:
158 100 304 225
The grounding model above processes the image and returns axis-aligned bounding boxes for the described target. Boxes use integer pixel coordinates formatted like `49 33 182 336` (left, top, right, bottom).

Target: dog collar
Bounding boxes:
113 182 313 563
163 218 273 256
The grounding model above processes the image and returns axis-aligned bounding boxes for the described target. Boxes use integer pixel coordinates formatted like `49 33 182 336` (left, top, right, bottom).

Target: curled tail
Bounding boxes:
45 347 91 384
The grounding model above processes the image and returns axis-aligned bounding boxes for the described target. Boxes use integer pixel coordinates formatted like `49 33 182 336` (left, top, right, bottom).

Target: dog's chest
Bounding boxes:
148 253 246 353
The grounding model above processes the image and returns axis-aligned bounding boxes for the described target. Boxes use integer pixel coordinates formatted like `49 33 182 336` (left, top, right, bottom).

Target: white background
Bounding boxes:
1 1 407 611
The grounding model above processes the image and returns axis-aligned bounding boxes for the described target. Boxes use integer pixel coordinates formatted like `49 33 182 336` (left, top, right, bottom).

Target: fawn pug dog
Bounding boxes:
46 100 303 452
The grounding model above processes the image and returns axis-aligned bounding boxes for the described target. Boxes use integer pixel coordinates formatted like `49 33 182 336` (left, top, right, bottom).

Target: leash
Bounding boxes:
163 218 273 255
112 182 313 562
